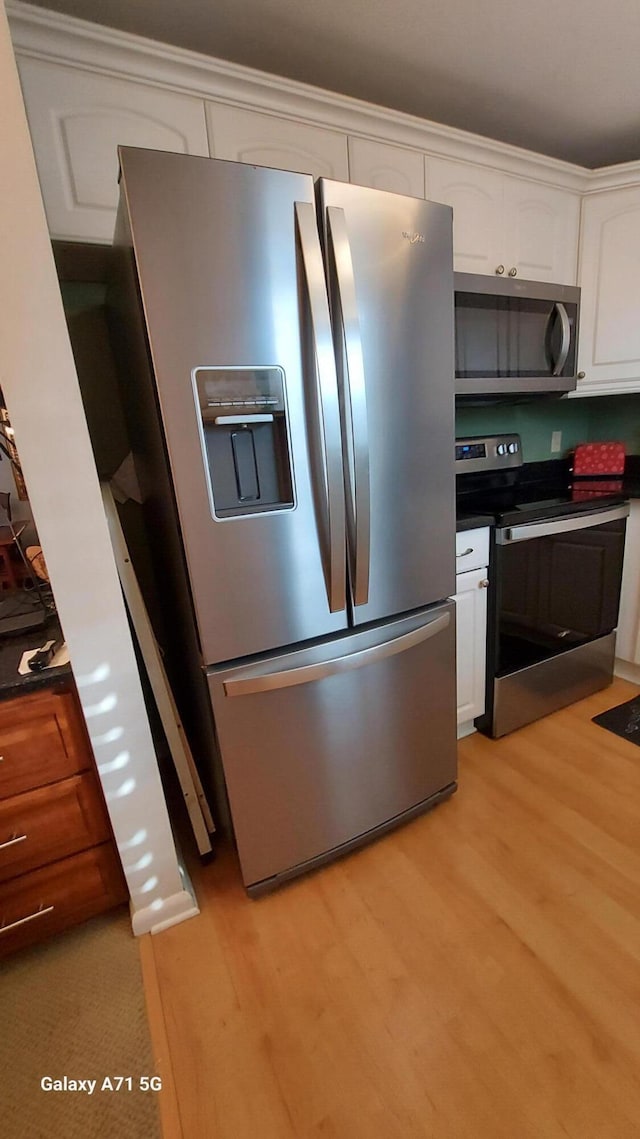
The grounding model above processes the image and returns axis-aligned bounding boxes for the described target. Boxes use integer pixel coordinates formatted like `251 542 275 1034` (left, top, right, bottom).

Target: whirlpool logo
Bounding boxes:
402 230 425 244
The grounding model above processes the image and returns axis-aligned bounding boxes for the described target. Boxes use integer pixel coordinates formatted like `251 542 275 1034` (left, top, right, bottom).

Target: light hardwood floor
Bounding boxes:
141 678 640 1139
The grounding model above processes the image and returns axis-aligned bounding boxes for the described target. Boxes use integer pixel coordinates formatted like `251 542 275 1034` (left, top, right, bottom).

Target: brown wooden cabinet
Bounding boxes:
0 683 127 956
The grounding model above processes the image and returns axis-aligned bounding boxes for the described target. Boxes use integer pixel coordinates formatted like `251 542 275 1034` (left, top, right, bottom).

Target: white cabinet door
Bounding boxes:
616 501 640 664
576 187 640 394
207 105 349 180
427 157 580 284
427 158 503 275
454 565 488 734
17 58 209 242
348 137 424 197
503 177 580 284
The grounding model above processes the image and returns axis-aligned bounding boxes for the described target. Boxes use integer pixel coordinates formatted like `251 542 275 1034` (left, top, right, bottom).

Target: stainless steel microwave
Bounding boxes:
454 273 580 398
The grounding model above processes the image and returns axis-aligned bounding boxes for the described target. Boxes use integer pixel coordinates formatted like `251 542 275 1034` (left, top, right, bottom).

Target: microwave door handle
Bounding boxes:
326 206 370 607
551 302 571 376
294 201 346 613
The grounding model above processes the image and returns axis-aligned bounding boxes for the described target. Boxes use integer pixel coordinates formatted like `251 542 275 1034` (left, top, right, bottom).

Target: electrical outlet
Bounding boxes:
551 431 562 454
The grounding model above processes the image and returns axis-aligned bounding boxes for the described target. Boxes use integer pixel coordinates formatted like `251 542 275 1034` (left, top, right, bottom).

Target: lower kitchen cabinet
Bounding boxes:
616 500 640 671
0 683 127 957
454 567 489 737
454 527 490 738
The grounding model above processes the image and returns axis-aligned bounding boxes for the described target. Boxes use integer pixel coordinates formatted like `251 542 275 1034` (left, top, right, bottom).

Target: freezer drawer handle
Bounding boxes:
223 611 450 697
295 201 346 613
326 206 371 608
498 503 629 544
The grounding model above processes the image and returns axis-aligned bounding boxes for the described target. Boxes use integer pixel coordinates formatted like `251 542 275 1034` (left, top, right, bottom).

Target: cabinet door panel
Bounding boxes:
348 137 424 197
577 187 640 392
503 177 579 284
454 566 488 728
0 773 110 882
616 501 640 664
17 58 209 241
207 105 349 179
427 158 503 275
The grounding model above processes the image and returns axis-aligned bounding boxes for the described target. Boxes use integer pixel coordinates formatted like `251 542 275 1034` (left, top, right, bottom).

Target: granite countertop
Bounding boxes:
0 614 71 702
456 513 494 532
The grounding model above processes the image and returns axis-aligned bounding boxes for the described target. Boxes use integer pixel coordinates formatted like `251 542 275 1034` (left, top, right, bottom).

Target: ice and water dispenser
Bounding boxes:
193 367 294 518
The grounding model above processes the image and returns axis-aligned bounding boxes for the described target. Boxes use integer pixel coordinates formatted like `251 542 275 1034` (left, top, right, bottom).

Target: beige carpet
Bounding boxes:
0 909 161 1139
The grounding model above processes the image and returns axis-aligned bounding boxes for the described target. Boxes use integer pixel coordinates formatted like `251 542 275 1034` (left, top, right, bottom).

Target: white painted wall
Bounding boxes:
0 0 198 935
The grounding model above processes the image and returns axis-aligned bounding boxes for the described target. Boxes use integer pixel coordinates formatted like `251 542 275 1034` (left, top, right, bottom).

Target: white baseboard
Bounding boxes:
457 720 477 739
130 889 200 936
614 658 640 685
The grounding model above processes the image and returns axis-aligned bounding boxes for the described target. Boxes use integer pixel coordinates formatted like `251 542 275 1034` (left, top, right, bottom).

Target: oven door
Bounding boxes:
486 503 629 736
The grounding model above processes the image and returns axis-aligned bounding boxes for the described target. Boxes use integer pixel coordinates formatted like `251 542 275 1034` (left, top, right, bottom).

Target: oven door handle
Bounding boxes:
497 503 629 544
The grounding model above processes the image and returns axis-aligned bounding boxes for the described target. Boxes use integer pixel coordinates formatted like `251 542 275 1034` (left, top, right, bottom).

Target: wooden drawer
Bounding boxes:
0 773 111 883
0 688 90 799
0 843 127 957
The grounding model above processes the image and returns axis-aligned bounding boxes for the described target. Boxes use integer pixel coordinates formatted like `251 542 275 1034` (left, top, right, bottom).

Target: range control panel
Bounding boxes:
455 434 523 474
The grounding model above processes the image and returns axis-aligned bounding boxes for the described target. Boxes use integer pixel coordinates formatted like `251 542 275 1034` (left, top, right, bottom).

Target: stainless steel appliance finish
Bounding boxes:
454 273 580 397
497 504 630 545
208 603 456 893
456 433 629 738
115 148 457 892
320 180 456 623
492 632 616 739
117 152 348 665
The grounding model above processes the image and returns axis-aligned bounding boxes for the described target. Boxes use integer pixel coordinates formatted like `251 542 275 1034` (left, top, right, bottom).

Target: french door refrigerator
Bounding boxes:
112 147 457 894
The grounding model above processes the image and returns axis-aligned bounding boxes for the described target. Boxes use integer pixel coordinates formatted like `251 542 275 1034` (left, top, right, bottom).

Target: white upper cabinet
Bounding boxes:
206 105 349 180
427 159 503 275
575 186 640 394
17 58 209 242
503 177 580 284
427 157 579 283
348 137 425 197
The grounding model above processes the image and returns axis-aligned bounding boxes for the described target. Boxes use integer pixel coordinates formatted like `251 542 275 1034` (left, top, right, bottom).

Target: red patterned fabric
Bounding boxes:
573 442 626 476
571 479 624 500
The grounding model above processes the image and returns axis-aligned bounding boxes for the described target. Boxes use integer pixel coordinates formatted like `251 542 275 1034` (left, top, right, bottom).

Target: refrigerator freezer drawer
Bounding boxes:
207 601 457 892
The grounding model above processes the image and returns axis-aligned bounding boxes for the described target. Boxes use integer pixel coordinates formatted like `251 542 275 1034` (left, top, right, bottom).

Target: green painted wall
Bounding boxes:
455 394 640 462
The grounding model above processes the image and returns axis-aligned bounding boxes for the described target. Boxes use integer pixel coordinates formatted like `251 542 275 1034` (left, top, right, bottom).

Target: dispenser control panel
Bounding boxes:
193 366 294 519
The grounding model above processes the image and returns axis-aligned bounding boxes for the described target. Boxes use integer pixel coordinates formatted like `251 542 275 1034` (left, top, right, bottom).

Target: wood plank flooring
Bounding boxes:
141 678 640 1139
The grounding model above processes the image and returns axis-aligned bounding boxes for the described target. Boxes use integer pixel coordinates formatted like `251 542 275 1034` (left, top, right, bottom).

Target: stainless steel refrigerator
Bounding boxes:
112 147 457 894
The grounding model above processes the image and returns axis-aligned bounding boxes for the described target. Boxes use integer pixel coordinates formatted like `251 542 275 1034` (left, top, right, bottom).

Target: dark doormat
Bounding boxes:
592 695 640 747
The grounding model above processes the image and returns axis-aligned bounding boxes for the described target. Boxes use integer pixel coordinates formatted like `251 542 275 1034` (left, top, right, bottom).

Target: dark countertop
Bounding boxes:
456 513 494 533
0 614 71 702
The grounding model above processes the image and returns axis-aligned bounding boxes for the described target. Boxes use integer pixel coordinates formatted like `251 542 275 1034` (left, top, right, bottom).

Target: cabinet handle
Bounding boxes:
0 833 27 851
479 579 490 588
456 547 474 558
0 903 54 934
495 265 505 275
508 267 518 277
577 371 586 379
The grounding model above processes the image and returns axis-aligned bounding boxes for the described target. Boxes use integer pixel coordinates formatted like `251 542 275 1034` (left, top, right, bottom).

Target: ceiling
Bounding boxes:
26 0 640 168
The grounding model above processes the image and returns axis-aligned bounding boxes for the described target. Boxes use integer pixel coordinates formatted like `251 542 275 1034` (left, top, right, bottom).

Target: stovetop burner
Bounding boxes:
455 433 628 527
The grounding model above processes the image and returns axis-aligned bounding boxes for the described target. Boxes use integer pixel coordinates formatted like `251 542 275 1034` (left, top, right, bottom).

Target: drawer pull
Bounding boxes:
456 547 474 558
0 903 54 934
0 833 27 851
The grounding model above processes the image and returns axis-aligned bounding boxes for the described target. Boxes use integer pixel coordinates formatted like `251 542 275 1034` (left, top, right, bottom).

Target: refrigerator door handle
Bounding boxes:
223 611 450 696
326 206 371 607
295 202 346 612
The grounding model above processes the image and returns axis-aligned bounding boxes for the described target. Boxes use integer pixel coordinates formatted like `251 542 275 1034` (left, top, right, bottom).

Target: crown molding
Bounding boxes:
6 0 600 193
581 162 640 194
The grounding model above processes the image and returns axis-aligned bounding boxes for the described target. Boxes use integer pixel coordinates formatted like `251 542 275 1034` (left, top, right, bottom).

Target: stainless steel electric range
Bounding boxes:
456 434 629 737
